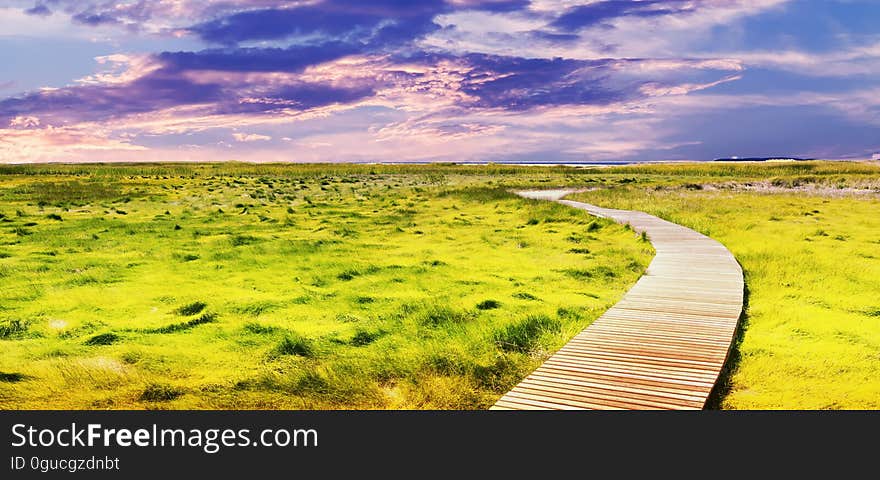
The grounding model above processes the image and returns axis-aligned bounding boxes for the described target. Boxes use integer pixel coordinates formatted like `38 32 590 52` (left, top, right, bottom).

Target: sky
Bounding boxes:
0 0 878 163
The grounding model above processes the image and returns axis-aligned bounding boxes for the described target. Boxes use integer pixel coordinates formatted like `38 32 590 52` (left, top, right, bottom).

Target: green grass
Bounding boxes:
0 164 652 409
568 161 880 410
4 160 874 409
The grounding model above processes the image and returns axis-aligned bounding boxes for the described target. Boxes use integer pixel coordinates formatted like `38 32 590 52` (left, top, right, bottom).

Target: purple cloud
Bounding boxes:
24 4 52 16
158 43 361 73
0 72 223 126
189 2 446 47
189 0 532 46
71 11 120 26
552 0 698 31
0 46 678 129
459 55 624 109
217 83 376 115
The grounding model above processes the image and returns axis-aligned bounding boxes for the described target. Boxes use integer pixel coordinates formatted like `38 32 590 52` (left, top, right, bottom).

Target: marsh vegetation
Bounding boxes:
2 160 877 410
0 163 652 409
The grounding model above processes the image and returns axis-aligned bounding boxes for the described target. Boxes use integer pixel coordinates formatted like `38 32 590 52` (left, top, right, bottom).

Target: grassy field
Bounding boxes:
0 164 653 409
568 161 880 409
2 160 878 410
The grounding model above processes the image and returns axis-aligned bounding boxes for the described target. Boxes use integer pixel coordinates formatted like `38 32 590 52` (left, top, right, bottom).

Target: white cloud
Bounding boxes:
717 42 880 77
232 132 272 142
422 0 791 60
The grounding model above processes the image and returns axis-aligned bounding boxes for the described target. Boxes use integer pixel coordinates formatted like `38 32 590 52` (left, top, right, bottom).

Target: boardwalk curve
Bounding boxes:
492 190 744 410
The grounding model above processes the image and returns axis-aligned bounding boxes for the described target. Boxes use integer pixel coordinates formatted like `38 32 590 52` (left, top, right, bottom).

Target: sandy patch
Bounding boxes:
701 181 880 197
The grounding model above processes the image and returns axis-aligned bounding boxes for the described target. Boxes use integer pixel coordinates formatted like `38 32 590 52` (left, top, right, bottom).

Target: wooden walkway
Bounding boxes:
492 190 743 410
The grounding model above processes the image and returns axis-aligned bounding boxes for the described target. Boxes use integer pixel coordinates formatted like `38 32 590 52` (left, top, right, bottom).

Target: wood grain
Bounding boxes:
490 190 743 410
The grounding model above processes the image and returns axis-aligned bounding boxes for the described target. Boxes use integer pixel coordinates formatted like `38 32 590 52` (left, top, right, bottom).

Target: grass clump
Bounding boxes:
476 299 501 310
272 334 315 358
150 312 217 333
415 305 472 327
0 319 29 339
350 328 383 346
232 301 277 316
140 383 184 402
174 301 207 316
230 234 259 246
0 372 28 382
512 292 539 301
494 314 562 353
564 266 617 281
337 269 360 281
84 333 120 346
243 322 277 334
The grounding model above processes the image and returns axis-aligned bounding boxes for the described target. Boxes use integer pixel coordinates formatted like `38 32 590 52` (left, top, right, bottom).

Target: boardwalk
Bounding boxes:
492 190 744 410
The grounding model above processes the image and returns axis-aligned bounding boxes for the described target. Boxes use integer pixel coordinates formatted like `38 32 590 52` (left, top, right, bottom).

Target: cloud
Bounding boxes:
638 75 743 97
424 0 791 59
9 115 41 128
71 11 119 26
24 4 52 16
158 44 362 73
232 132 271 142
3 0 877 163
15 0 530 41
188 2 442 46
0 124 146 163
551 0 698 31
0 43 743 129
0 36 750 164
719 42 880 77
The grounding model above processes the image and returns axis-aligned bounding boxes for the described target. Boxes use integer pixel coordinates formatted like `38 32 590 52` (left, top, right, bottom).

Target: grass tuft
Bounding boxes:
272 335 315 357
243 322 277 334
0 319 29 339
350 328 383 346
140 383 184 402
0 372 28 382
476 299 501 310
512 292 539 301
84 333 120 346
494 314 562 353
415 305 472 327
230 234 259 246
149 312 217 334
173 301 207 316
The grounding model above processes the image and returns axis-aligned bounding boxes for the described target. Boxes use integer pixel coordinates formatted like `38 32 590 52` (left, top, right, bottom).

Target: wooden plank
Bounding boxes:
492 191 743 410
